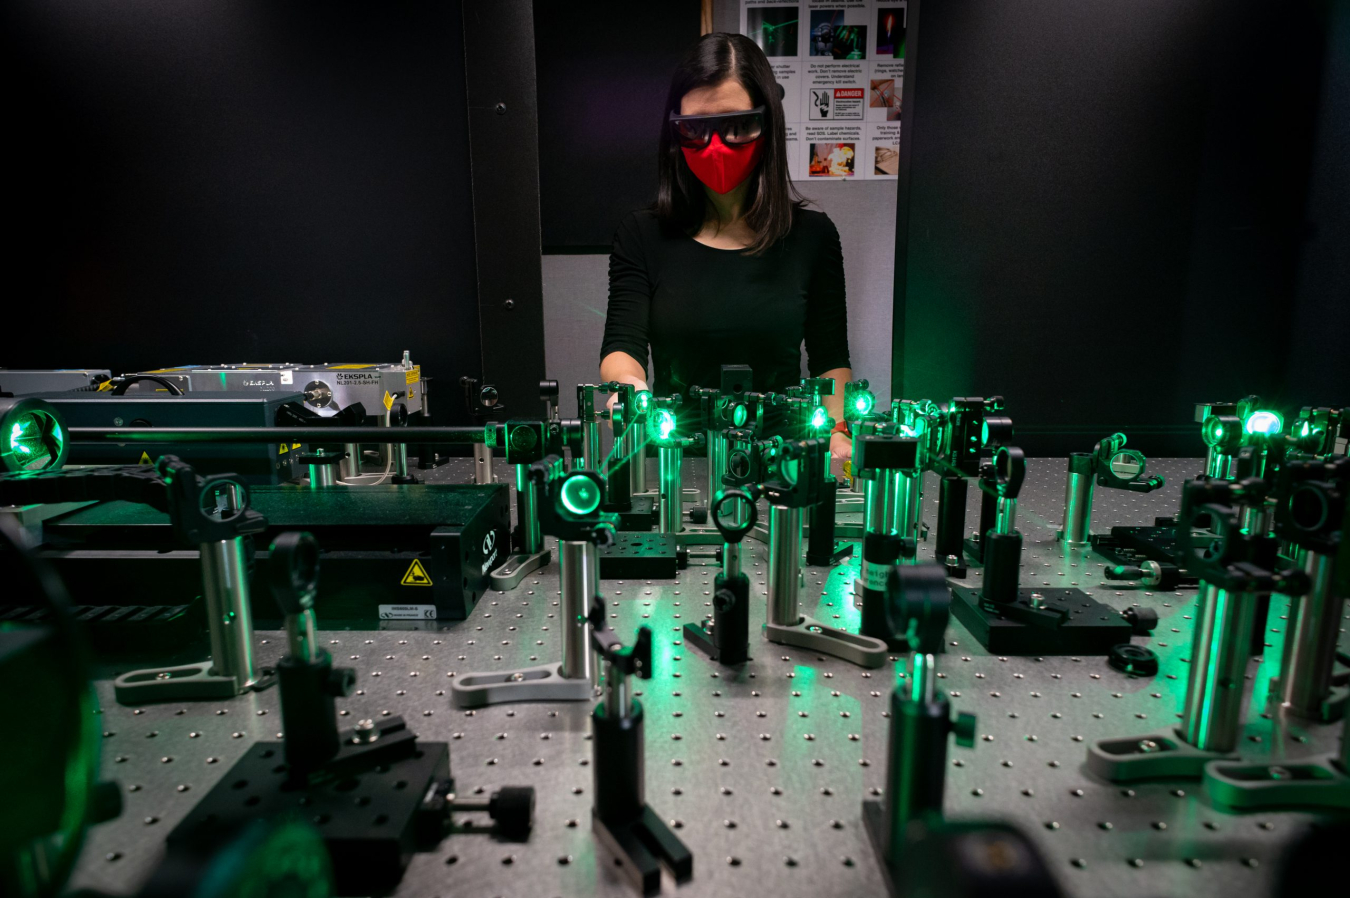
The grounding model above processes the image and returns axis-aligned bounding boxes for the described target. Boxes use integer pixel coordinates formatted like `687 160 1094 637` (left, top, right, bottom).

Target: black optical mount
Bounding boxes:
167 530 535 895
588 601 693 896
683 488 759 665
947 446 1147 655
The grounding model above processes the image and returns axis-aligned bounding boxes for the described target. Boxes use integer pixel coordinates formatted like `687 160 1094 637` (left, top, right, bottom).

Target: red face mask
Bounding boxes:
681 133 764 195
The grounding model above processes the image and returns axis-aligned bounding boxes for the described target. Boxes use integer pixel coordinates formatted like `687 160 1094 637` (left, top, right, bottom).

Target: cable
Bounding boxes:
336 408 394 486
108 375 183 396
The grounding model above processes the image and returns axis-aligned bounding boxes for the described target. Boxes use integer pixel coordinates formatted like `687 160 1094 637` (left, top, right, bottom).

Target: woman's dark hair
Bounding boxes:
655 33 804 255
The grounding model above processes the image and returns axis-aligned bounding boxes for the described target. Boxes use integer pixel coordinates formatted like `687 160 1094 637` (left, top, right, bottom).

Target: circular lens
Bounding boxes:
560 475 601 516
1243 410 1283 436
1288 484 1329 532
810 407 829 430
732 403 748 427
634 390 652 414
981 420 990 446
1202 415 1227 447
780 456 799 486
853 393 874 415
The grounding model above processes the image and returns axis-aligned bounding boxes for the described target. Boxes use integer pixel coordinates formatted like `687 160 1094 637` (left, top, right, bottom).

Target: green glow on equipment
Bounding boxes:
853 392 874 415
809 406 829 430
650 409 677 441
1243 410 1283 436
634 390 652 414
732 403 748 427
559 475 602 516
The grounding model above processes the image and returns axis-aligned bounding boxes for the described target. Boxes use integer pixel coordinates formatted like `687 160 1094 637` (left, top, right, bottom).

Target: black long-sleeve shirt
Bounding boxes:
601 207 852 405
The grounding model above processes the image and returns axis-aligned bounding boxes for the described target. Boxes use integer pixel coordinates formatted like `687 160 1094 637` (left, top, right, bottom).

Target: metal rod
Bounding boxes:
723 541 741 580
69 426 485 444
516 465 542 554
473 443 494 485
1181 583 1256 752
863 475 892 535
604 659 630 719
708 431 727 500
284 609 318 663
892 471 917 541
629 418 648 493
1277 551 1340 718
342 442 361 479
309 462 335 488
994 496 1018 535
560 540 597 686
658 445 683 533
394 443 410 479
199 536 258 689
767 504 802 626
1062 470 1093 546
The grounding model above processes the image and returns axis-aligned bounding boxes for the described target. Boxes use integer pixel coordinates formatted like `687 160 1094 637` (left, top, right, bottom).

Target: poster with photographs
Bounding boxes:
741 0 905 180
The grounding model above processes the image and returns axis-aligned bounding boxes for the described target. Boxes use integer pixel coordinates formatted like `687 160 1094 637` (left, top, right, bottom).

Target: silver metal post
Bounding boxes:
516 465 542 554
200 536 259 689
1181 583 1256 752
658 445 683 533
309 462 335 488
995 496 1018 535
1277 551 1341 719
394 443 410 479
706 430 728 509
767 504 802 626
863 474 892 535
285 609 318 664
1062 470 1094 547
473 443 494 484
342 442 361 479
629 414 648 493
723 541 741 580
561 540 598 687
604 659 630 719
892 471 918 543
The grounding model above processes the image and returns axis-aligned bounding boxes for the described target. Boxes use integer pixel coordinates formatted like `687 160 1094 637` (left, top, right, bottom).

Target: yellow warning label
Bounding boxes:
400 559 433 587
139 451 152 464
383 391 394 411
279 443 289 455
97 381 114 391
293 443 302 450
405 365 421 385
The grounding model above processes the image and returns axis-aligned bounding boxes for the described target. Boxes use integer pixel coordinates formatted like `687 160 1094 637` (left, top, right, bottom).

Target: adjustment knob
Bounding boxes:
952 711 978 749
488 786 535 840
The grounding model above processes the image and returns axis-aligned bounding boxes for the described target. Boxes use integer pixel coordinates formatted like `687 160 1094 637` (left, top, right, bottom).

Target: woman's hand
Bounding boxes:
604 377 649 428
829 431 852 478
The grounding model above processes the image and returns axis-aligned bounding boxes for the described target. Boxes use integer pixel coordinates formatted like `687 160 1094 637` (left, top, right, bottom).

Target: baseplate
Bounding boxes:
66 457 1350 898
168 732 450 896
599 531 682 580
949 586 1135 656
1089 523 1198 585
611 495 658 532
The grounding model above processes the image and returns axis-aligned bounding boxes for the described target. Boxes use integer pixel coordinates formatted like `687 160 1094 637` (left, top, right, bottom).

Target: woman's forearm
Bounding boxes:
601 351 649 391
820 366 852 425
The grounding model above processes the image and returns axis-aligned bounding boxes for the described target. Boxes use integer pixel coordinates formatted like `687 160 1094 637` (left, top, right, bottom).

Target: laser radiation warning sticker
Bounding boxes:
139 451 152 464
400 559 433 586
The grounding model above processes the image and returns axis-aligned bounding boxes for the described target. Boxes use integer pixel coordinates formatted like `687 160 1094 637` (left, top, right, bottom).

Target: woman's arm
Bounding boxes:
602 351 649 395
819 365 853 468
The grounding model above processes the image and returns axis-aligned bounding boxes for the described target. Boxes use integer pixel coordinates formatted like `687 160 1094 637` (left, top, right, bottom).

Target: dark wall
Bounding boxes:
4 1 482 423
534 1 702 251
894 0 1346 455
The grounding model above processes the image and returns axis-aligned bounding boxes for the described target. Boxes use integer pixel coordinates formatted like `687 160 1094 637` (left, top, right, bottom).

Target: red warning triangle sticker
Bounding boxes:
400 559 433 586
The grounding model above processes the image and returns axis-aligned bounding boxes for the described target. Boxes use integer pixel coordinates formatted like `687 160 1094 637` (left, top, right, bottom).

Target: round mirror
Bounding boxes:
559 474 601 516
1107 450 1145 481
200 479 247 521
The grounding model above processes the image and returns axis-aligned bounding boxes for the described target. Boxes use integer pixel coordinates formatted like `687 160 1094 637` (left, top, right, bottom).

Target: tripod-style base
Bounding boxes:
1204 756 1350 810
450 662 593 708
488 549 551 591
1086 727 1236 782
764 614 888 668
114 660 245 705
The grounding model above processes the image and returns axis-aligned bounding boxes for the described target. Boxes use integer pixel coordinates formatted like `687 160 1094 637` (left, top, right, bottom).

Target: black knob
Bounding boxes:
489 786 535 840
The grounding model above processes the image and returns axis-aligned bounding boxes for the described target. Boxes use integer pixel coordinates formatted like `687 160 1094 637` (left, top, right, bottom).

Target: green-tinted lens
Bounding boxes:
560 475 601 516
650 409 677 441
1243 410 1283 436
732 403 747 427
635 390 652 414
809 406 829 430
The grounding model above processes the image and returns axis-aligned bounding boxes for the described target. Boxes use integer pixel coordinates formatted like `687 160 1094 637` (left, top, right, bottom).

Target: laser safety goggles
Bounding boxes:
668 106 765 149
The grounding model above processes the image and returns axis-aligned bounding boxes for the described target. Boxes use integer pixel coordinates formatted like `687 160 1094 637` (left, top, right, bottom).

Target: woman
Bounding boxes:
600 32 855 465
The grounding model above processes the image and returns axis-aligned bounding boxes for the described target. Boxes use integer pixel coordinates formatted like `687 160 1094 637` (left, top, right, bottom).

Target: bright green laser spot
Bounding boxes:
634 390 652 414
732 404 748 427
560 475 601 516
853 393 874 415
650 409 676 441
810 406 829 430
1243 410 1282 436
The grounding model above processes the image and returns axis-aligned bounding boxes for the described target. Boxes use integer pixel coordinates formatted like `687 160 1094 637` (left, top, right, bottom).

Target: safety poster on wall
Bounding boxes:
740 0 905 180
